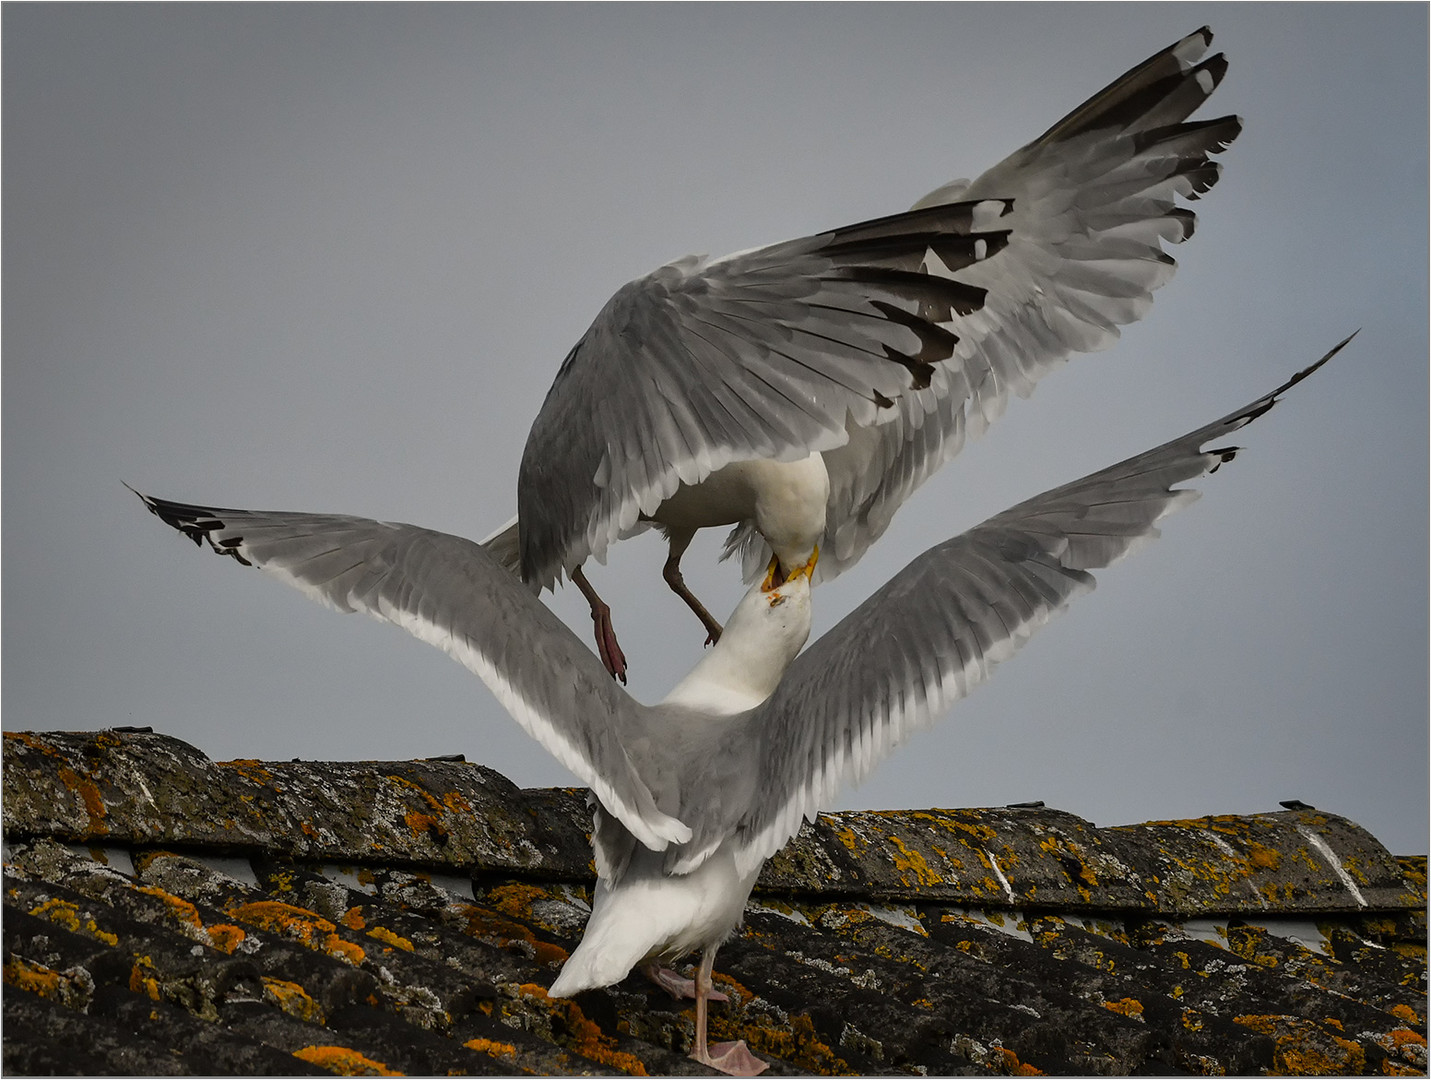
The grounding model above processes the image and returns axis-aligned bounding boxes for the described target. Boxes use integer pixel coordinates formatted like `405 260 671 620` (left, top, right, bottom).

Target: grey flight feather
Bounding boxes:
132 492 691 852
725 334 1352 874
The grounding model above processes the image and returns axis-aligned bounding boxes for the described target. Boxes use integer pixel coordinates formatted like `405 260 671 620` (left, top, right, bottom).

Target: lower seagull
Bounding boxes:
134 338 1345 1075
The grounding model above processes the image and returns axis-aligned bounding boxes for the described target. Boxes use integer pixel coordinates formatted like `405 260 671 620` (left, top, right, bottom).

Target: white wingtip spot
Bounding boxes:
1195 68 1215 95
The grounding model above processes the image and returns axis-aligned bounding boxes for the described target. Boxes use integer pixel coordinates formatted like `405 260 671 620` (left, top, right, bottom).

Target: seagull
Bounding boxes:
133 339 1346 1074
486 27 1242 681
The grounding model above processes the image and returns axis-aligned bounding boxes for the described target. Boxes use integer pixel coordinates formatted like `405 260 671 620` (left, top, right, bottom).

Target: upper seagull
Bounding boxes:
133 336 1348 1075
487 27 1242 679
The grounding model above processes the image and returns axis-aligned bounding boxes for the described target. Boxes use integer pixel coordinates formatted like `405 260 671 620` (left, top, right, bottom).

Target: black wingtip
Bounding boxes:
1235 330 1357 427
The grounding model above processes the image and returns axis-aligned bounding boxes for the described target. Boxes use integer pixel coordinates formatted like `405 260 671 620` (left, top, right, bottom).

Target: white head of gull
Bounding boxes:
135 338 1346 1075
482 27 1243 682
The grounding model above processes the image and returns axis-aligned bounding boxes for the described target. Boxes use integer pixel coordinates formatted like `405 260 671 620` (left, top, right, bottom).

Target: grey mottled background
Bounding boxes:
5 4 1426 853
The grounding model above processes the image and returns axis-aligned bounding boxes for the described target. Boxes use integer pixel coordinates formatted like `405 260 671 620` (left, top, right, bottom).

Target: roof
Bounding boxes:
3 727 1425 1076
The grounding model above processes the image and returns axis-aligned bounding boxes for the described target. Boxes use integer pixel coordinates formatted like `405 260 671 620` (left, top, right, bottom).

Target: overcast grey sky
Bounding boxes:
5 4 1426 854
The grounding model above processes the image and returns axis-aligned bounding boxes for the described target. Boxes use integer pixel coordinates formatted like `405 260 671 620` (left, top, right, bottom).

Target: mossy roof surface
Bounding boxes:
4 728 1425 1076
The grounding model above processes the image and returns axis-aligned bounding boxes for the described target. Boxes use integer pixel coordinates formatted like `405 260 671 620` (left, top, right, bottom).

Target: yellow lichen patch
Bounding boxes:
341 906 367 931
463 1037 517 1058
1181 1008 1204 1031
519 984 648 1075
481 882 555 920
4 955 62 999
28 897 82 932
292 1045 403 1077
366 925 415 952
4 730 56 751
324 934 366 966
137 884 204 929
711 971 756 1006
1389 1003 1422 1026
1247 842 1283 870
458 903 568 968
887 836 943 888
403 810 447 841
993 1045 1045 1076
1390 1028 1426 1050
205 923 246 954
222 758 275 785
56 766 108 835
263 977 324 1023
227 900 366 966
1101 997 1145 1020
741 1010 845 1074
441 789 473 814
832 824 864 854
26 899 118 948
1232 1014 1368 1075
129 957 162 1001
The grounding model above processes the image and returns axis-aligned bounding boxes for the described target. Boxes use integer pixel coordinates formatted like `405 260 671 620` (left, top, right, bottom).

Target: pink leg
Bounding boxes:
571 565 627 683
662 531 723 645
642 962 728 1003
689 947 766 1077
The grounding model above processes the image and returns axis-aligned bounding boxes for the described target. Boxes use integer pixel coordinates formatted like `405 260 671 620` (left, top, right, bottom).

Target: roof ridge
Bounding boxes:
5 728 1421 917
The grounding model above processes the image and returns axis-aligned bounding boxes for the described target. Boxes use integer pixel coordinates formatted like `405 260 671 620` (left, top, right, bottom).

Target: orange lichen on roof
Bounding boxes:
263 977 324 1023
365 925 415 952
222 759 275 786
993 1045 1046 1076
205 923 246 954
55 766 107 835
440 789 473 814
1233 1014 1369 1076
292 1044 403 1076
741 1010 846 1074
463 1037 517 1058
1389 1003 1422 1026
457 902 568 968
1390 1027 1426 1050
887 835 944 888
129 957 161 1002
28 897 83 932
4 955 63 999
518 983 648 1076
403 810 446 840
227 900 366 966
480 882 556 920
1102 997 1145 1020
341 905 367 930
137 883 204 929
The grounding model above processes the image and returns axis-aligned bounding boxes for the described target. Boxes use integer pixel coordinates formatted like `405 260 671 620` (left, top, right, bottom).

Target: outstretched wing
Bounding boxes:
726 27 1240 583
134 493 691 852
729 336 1348 874
518 201 1010 589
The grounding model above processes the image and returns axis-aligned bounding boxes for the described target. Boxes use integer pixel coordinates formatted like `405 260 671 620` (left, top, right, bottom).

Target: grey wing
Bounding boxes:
518 203 1012 589
134 493 691 852
725 27 1241 585
729 337 1348 874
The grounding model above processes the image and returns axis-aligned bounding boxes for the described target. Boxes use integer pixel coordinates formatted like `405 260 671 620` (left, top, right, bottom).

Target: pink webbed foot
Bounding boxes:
694 1039 768 1077
642 963 728 1002
570 565 627 683
590 603 627 684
